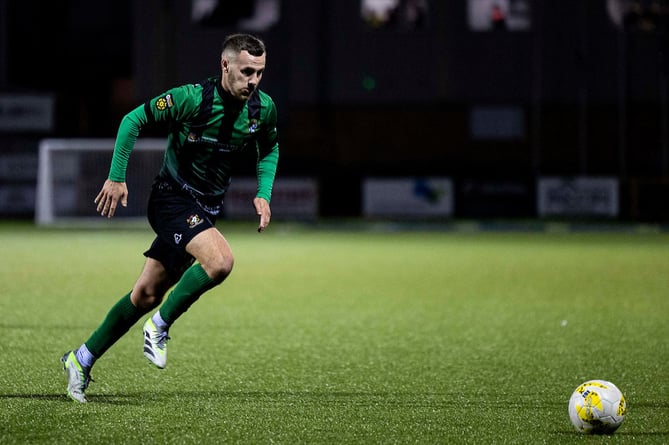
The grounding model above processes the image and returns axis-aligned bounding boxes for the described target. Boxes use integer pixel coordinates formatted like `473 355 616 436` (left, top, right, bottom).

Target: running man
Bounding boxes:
61 33 279 403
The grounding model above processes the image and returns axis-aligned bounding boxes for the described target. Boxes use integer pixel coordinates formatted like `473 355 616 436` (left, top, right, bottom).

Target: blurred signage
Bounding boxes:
0 95 54 132
0 153 38 216
537 177 619 217
467 0 531 31
363 177 453 218
0 185 35 215
470 106 525 140
0 154 38 181
361 0 428 30
457 178 533 218
192 0 280 31
224 177 318 220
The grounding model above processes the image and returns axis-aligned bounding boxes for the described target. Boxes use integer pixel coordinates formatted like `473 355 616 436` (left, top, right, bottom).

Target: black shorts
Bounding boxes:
144 178 219 281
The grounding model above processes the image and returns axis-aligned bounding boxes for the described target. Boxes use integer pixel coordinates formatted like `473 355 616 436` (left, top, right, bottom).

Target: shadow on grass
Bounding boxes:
0 394 66 401
0 390 467 406
553 430 669 438
135 389 456 406
0 392 142 405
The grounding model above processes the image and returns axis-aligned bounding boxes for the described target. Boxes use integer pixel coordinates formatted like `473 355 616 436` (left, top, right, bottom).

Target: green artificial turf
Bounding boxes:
0 222 667 444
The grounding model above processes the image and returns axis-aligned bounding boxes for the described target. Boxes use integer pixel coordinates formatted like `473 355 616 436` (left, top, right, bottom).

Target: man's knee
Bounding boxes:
203 254 234 284
187 227 235 284
130 286 165 310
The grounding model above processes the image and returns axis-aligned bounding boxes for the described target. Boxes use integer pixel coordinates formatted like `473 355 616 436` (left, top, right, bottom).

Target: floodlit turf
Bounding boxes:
0 221 667 444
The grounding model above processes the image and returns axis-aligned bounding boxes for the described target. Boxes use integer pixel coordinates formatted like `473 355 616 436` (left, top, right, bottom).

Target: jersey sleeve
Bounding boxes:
255 98 279 202
108 84 201 182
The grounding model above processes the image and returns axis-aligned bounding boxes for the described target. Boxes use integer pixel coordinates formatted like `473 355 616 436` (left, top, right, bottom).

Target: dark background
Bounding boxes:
1 0 668 220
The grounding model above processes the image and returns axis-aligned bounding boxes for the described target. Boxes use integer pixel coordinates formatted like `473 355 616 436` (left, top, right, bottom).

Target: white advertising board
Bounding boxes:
224 177 318 220
537 177 619 217
363 177 454 217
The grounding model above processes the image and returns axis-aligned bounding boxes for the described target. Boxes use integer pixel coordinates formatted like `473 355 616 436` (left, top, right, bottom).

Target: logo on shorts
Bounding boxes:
174 233 182 244
187 214 204 229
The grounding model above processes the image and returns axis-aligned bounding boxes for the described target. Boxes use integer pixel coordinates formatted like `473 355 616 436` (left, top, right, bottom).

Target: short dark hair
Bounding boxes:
222 34 266 57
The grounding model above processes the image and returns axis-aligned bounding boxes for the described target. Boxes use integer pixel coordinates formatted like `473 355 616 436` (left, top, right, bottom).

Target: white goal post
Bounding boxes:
35 138 167 226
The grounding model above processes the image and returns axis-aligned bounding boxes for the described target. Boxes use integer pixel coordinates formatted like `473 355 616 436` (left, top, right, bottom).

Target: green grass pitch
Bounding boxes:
0 221 667 444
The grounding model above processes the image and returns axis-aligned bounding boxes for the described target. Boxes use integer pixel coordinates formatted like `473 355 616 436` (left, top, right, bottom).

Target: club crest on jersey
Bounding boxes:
155 94 174 111
248 119 258 134
187 214 204 229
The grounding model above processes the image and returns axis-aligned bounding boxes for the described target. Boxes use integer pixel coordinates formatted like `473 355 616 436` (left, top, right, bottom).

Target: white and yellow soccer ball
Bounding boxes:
568 379 627 434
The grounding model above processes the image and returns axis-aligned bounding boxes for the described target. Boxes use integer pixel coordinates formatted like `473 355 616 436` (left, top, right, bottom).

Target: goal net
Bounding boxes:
35 138 166 226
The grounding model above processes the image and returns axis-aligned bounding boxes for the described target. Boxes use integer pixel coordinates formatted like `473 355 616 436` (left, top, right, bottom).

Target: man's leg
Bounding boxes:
159 227 234 322
143 227 234 368
62 258 171 402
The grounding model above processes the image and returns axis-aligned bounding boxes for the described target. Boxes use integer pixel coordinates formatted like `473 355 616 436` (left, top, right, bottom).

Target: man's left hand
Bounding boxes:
253 197 271 232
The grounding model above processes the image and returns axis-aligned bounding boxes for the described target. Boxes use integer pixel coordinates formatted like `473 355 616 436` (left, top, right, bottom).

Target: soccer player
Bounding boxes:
61 33 279 403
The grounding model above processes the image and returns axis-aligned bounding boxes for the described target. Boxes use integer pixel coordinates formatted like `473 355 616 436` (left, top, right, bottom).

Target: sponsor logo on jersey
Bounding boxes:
187 214 204 229
186 132 244 153
155 94 174 111
174 233 182 244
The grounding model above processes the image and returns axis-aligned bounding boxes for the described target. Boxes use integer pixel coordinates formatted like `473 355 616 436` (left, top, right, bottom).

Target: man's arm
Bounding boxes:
254 97 279 232
96 84 195 218
255 145 278 232
108 105 147 182
94 106 146 218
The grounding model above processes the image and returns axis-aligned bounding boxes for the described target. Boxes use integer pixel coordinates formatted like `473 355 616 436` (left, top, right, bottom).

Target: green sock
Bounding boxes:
159 263 217 326
85 292 145 358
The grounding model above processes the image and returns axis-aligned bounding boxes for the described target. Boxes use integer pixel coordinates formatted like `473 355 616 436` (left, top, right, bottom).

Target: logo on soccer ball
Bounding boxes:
187 214 204 229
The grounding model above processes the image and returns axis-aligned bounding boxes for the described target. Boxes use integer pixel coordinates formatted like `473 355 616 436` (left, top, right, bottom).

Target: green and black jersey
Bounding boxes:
108 76 279 202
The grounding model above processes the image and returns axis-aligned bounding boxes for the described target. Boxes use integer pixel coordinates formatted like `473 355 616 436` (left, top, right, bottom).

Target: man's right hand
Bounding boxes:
94 179 128 218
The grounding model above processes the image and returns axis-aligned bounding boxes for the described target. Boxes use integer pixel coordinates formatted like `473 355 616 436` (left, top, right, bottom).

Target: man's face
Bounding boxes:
221 50 266 101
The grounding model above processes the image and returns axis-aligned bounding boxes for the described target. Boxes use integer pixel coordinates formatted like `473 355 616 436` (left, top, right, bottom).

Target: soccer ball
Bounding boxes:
568 379 627 434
